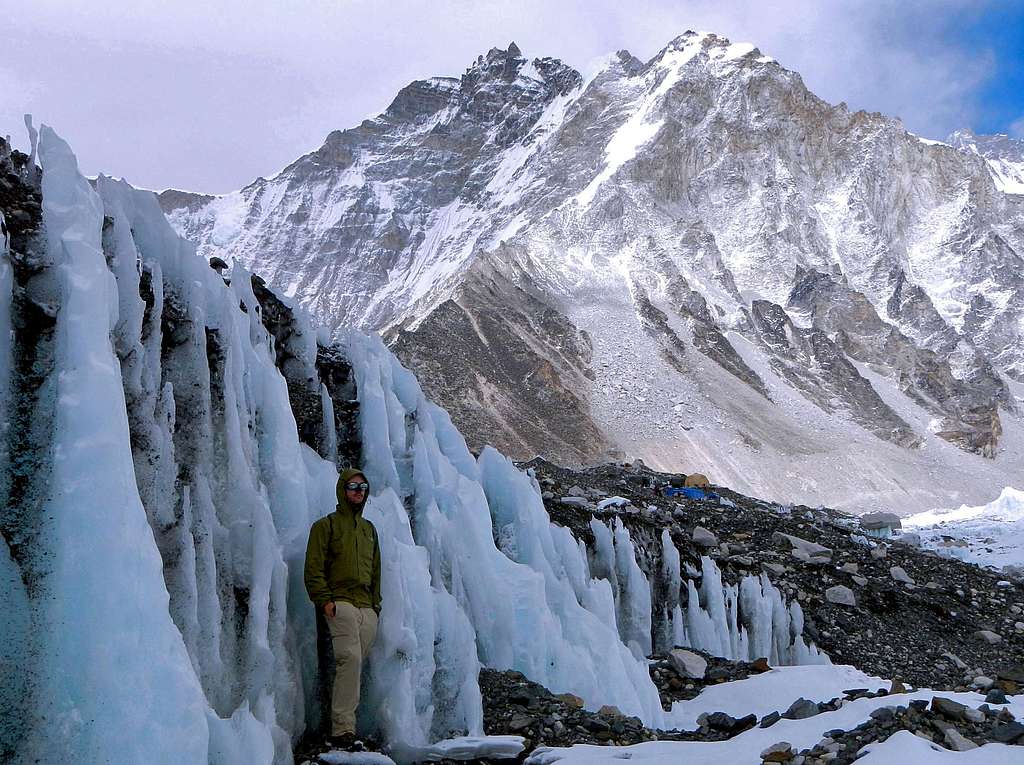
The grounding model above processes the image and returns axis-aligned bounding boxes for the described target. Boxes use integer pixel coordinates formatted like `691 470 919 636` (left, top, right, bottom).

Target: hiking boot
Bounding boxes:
328 733 365 752
328 732 355 749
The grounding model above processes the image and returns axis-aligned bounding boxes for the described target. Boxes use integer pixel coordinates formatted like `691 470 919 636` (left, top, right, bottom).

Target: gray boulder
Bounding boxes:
692 526 719 547
890 566 915 585
825 585 856 607
669 648 708 679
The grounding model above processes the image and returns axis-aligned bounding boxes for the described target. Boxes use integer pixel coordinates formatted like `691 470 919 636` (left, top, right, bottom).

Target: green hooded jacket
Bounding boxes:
303 468 382 612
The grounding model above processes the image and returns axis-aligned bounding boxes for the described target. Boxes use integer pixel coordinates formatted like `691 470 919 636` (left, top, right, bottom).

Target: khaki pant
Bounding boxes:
326 601 378 736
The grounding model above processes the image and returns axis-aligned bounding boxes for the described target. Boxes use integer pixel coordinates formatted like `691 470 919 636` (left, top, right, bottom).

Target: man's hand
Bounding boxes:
323 601 336 619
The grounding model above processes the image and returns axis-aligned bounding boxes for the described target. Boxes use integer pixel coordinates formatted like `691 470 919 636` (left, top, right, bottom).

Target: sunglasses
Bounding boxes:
345 482 369 492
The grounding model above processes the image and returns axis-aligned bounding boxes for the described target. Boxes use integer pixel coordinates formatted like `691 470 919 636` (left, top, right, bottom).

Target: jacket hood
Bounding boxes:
336 467 369 514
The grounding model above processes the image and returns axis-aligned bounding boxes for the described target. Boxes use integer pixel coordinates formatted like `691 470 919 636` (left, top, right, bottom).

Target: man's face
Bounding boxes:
344 475 369 503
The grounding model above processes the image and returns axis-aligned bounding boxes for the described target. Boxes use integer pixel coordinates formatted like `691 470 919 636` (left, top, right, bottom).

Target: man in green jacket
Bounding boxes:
304 467 382 747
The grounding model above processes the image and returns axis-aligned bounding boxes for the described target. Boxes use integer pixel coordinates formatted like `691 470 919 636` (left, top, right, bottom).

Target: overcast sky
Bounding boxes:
4 0 1023 193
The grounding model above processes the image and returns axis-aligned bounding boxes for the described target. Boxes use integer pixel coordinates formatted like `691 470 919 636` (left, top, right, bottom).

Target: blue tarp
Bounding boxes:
665 487 706 499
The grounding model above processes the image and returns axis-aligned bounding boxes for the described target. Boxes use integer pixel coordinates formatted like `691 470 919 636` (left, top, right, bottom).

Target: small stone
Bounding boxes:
890 679 907 694
998 665 1024 683
985 688 1009 705
991 721 1024 744
870 545 888 559
598 704 623 717
931 697 967 720
840 562 859 574
869 706 895 722
943 728 978 751
782 698 821 720
943 652 968 670
692 526 719 547
974 629 1002 644
760 741 795 761
859 512 902 533
760 711 781 728
509 714 536 732
890 566 915 585
554 692 584 708
825 585 856 607
668 648 708 680
752 657 772 673
851 575 868 587
705 711 739 730
972 676 994 690
771 532 832 560
963 708 985 723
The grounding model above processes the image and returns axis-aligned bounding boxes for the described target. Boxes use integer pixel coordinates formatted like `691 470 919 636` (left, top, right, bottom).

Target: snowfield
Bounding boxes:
904 487 1024 576
527 675 1024 765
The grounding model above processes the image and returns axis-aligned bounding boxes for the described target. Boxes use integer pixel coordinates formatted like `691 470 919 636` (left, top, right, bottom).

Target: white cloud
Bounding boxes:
1 0 1007 191
1010 116 1024 139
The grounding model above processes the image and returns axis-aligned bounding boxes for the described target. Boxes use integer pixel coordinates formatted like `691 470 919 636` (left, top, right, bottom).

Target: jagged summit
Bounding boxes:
162 31 1024 513
948 128 1024 194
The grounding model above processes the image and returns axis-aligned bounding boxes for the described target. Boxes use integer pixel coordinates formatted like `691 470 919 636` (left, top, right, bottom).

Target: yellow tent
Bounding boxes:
684 473 710 488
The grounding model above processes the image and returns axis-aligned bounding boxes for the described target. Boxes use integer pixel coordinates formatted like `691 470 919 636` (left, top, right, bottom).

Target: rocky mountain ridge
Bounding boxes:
161 32 1024 513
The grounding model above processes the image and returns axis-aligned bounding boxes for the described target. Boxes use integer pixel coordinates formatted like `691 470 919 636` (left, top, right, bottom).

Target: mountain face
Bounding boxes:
949 128 1024 195
163 33 1024 514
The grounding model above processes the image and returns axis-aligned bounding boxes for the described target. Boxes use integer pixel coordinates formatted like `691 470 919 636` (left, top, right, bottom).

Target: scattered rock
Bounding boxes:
971 675 994 690
692 526 719 547
554 693 584 708
782 698 821 720
931 697 967 720
975 630 1002 645
668 649 708 680
772 532 832 561
943 652 968 670
825 585 856 607
761 741 795 761
859 512 902 534
889 566 915 585
991 721 1024 744
997 665 1024 683
943 727 978 751
985 688 1008 705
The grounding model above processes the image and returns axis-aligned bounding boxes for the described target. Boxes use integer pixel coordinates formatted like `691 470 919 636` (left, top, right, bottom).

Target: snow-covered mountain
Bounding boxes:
163 33 1024 515
949 128 1024 195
